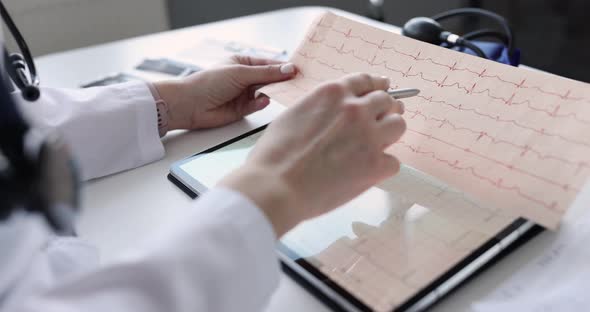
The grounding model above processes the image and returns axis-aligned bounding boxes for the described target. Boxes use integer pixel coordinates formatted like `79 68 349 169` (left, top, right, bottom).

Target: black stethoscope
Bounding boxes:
0 2 77 235
0 1 40 101
401 8 515 60
366 5 516 62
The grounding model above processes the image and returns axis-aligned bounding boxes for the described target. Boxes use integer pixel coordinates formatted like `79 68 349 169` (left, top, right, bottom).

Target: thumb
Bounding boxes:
231 62 297 86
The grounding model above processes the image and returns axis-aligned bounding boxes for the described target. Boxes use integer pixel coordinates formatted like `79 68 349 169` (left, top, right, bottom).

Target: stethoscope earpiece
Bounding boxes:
22 85 40 101
1 1 41 102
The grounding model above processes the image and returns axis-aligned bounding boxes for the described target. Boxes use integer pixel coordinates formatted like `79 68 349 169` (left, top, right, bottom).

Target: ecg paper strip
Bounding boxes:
260 11 590 229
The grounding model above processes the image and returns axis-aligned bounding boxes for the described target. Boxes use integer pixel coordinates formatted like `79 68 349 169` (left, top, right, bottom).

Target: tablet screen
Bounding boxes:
179 130 264 188
175 129 519 311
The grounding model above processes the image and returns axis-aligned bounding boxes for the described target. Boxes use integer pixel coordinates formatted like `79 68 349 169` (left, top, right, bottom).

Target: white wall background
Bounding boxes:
1 0 466 57
3 0 169 56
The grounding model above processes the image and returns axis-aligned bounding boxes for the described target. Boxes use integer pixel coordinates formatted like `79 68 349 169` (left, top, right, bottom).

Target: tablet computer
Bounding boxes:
168 126 543 312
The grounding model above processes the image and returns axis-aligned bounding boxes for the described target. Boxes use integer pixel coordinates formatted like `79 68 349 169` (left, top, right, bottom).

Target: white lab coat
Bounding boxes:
0 83 280 312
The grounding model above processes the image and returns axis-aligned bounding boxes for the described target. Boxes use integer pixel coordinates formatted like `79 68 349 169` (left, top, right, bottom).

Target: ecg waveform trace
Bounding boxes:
312 20 589 103
295 52 590 149
259 12 590 229
404 108 589 170
299 45 590 127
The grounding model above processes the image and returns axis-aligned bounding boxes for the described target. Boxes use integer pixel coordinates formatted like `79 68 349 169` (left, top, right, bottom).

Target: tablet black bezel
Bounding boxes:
167 126 544 312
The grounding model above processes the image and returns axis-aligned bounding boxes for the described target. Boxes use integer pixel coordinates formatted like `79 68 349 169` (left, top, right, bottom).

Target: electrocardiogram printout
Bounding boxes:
259 11 590 229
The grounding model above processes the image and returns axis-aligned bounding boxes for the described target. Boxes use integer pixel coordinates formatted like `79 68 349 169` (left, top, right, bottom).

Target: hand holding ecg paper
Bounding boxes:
260 12 590 229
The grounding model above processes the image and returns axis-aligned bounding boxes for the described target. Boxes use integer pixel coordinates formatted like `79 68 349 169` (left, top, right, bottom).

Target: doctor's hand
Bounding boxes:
219 73 406 237
153 55 297 131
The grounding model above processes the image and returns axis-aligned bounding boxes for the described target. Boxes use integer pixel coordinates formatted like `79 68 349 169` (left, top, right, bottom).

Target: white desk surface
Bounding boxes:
36 6 570 312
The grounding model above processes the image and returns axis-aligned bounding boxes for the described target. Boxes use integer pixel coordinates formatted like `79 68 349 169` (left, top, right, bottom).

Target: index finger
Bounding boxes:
230 55 284 66
340 73 390 96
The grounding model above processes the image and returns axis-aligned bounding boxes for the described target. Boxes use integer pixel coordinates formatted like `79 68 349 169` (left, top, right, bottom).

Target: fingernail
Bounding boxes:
391 113 404 121
280 63 295 74
255 97 270 109
399 101 405 114
380 75 391 87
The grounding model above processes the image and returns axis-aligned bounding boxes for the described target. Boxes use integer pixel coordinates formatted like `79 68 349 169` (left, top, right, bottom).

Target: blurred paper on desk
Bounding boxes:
259 11 590 229
175 38 287 68
472 182 590 311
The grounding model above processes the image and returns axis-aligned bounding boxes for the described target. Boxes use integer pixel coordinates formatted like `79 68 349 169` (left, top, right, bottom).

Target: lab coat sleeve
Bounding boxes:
18 188 281 312
14 82 164 180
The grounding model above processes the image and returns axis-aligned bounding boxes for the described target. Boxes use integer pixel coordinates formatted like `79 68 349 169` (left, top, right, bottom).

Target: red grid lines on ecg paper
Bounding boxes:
261 14 590 220
313 17 590 103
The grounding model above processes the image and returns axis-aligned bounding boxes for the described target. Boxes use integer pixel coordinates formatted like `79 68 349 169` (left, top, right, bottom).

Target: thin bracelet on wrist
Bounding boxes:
147 83 169 137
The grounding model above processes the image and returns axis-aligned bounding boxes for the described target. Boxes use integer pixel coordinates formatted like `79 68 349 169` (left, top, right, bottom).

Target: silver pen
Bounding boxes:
387 88 420 99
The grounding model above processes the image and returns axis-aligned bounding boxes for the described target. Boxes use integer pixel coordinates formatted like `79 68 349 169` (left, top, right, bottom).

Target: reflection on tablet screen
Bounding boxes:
281 167 515 311
178 130 517 311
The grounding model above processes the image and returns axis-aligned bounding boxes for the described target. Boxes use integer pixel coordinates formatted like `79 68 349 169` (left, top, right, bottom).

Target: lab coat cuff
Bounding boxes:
210 187 279 241
125 82 165 164
200 187 281 290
